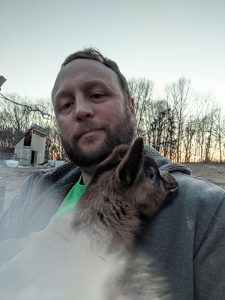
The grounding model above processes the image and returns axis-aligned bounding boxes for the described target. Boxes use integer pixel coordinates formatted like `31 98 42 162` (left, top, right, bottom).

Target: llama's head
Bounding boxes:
116 137 178 217
89 137 178 219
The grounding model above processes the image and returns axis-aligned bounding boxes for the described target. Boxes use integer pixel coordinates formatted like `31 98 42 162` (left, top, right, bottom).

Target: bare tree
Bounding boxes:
183 115 198 162
165 77 191 162
144 99 176 158
128 78 154 137
214 107 225 163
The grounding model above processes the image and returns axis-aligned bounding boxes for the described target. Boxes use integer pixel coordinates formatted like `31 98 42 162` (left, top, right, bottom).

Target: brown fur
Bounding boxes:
73 137 178 250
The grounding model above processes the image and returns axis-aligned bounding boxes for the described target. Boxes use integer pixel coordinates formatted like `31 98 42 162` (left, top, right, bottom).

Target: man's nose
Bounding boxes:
74 96 93 121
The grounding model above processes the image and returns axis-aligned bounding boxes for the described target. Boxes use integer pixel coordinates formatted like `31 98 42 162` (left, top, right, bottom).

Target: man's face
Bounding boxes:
52 59 135 167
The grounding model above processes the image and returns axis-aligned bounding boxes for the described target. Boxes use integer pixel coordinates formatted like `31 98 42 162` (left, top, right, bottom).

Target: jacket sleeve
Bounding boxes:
0 171 46 241
194 190 225 299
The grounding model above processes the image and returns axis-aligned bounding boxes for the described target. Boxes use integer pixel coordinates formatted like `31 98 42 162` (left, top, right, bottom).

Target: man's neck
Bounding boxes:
80 165 98 185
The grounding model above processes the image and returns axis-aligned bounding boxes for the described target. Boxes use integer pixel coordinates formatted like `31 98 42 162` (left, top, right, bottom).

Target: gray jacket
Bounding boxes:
0 147 225 299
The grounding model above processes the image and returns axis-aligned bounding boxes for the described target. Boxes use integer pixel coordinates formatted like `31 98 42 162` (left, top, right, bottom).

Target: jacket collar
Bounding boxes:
145 146 192 175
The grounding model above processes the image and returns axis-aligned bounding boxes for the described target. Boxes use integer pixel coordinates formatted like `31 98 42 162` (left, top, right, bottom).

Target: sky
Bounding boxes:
1 0 225 111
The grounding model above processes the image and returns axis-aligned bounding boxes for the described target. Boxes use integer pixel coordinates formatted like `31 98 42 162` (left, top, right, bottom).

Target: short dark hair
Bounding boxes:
62 48 131 100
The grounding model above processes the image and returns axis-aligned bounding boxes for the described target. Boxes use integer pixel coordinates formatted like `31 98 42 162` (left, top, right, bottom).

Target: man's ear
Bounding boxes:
128 97 135 114
116 138 144 186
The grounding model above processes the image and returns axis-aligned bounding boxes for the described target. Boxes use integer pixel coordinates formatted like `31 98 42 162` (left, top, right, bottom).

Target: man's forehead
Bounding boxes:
52 58 120 96
57 59 119 84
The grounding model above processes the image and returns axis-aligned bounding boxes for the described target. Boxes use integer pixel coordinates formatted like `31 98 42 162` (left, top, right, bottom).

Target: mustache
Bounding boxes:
72 121 105 140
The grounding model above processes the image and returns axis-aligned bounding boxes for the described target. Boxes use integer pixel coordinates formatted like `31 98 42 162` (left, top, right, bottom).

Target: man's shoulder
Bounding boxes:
16 161 81 206
141 171 225 255
173 171 225 207
145 145 225 213
167 172 225 240
28 161 81 185
147 170 225 237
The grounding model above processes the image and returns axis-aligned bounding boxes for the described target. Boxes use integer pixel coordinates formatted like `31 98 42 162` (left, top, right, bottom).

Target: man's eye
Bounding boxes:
90 93 104 99
60 101 73 112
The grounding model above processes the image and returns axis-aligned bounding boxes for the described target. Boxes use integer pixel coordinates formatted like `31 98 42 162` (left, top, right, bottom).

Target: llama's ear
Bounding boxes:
159 170 178 192
116 138 144 186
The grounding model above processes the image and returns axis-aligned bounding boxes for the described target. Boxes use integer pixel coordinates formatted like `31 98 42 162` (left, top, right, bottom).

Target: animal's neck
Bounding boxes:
75 176 141 251
80 165 99 184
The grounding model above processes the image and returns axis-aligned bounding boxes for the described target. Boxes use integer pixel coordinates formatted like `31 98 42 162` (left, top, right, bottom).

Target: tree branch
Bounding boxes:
0 93 53 119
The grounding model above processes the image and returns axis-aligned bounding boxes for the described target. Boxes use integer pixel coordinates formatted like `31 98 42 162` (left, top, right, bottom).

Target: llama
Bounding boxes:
0 138 178 300
72 137 178 251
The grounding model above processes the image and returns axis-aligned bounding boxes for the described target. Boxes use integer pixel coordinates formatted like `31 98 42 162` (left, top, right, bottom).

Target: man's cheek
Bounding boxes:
58 120 73 135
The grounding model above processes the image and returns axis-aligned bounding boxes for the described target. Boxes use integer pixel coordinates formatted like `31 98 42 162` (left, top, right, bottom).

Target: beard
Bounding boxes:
61 112 135 168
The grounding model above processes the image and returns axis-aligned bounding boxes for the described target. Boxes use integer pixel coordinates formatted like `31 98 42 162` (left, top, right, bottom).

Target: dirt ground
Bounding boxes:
0 162 225 211
184 162 225 189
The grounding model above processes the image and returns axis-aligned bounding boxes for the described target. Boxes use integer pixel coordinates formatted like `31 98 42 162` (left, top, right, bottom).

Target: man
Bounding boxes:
0 48 225 299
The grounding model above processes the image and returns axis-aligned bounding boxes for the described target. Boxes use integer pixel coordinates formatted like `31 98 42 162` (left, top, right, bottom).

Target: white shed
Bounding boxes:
14 126 47 166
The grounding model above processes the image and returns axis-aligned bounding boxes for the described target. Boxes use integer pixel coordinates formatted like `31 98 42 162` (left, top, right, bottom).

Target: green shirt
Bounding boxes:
50 176 86 222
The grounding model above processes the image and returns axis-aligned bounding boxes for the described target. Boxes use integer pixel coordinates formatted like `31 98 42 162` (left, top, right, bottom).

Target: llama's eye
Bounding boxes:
145 167 155 179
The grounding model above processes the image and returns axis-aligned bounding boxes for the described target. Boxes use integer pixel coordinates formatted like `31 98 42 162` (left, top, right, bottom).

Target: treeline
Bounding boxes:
0 77 224 163
131 77 225 163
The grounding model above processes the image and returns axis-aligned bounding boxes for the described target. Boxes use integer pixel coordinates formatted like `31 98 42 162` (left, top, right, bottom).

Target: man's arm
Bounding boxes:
194 191 225 299
0 171 45 240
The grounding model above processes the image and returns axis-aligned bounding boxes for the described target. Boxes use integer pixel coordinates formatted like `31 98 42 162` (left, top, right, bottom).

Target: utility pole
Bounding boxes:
0 76 7 90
